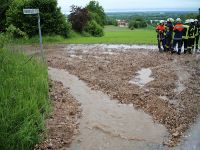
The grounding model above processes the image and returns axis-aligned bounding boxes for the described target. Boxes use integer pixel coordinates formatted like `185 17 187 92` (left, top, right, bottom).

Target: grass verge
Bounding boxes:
0 49 49 150
15 25 157 45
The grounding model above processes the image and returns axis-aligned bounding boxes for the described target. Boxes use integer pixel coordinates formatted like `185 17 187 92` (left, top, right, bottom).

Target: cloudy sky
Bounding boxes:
57 0 200 13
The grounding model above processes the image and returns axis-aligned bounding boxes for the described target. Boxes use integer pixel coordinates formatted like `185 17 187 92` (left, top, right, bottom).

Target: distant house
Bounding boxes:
116 19 128 27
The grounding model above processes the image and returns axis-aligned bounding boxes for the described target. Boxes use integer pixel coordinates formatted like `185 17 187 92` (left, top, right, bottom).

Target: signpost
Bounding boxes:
23 9 44 62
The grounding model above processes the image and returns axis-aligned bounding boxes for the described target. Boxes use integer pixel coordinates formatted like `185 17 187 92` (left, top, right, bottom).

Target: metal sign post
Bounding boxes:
23 9 45 62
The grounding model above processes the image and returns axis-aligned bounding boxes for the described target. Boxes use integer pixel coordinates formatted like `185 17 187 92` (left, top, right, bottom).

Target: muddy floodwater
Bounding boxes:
129 68 154 87
49 67 169 150
178 117 200 149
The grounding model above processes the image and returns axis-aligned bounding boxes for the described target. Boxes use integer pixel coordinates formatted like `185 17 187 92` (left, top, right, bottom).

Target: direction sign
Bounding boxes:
23 9 39 14
23 8 44 62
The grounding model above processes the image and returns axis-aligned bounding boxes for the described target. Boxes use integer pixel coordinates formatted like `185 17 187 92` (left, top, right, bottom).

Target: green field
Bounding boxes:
0 49 49 150
20 25 157 45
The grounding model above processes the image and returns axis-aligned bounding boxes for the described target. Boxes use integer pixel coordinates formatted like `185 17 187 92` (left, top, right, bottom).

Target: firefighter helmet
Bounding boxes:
190 19 195 23
167 18 174 22
176 18 182 22
185 19 190 24
160 20 165 24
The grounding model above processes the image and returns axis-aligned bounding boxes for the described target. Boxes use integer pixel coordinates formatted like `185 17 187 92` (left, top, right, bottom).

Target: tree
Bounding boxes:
86 1 106 26
0 0 13 32
128 17 147 30
68 5 90 33
6 0 71 37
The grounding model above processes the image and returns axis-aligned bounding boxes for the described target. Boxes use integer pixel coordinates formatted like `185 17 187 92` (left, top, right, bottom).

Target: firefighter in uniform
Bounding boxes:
172 18 184 55
194 19 200 52
156 20 166 52
165 18 174 51
182 19 190 54
188 19 196 54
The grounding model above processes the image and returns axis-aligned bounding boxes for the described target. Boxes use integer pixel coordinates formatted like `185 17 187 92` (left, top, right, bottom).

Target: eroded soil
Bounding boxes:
20 43 200 148
35 81 81 150
43 44 200 147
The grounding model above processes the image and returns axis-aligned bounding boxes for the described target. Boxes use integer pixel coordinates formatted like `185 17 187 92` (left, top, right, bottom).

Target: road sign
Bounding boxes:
23 9 39 15
23 8 45 62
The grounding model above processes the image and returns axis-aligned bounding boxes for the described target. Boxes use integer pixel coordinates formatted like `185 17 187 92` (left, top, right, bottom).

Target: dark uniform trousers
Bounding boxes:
195 35 199 50
173 38 182 53
188 38 195 53
182 39 188 53
157 33 166 51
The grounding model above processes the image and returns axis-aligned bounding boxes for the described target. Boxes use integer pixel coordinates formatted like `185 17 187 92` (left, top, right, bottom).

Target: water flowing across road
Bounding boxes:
48 67 168 150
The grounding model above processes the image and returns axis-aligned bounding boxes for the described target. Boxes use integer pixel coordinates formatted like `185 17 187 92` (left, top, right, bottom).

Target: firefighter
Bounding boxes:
165 18 174 51
194 19 200 52
156 20 166 52
188 19 196 54
172 18 184 55
182 19 190 54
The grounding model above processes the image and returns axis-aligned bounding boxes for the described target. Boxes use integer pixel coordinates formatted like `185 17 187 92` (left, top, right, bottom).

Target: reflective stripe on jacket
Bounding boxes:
182 25 189 39
195 24 200 36
188 25 195 38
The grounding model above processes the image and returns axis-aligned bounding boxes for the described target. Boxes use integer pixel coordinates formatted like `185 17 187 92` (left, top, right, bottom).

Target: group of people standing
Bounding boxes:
156 18 200 55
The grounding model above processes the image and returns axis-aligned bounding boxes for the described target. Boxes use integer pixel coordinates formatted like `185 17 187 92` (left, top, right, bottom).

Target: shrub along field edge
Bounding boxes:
0 49 50 150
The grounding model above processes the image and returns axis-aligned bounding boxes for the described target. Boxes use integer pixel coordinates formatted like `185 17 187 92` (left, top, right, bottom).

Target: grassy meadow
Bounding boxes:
18 25 157 45
0 49 49 150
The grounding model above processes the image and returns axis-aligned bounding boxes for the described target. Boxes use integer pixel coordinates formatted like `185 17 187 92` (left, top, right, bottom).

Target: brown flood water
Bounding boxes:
48 67 169 150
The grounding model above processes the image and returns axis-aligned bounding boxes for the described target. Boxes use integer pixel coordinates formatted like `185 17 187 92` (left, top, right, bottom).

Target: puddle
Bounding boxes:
172 63 190 94
65 44 157 52
129 68 154 87
49 67 168 150
102 51 116 55
174 81 186 94
70 54 83 59
178 116 200 150
105 44 157 50
159 96 169 101
159 96 180 108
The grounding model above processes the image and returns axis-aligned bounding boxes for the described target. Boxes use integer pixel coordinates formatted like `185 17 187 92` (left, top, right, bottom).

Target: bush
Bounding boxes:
128 19 147 29
6 0 71 37
6 24 27 39
84 20 104 37
106 17 118 26
0 49 49 150
0 24 27 48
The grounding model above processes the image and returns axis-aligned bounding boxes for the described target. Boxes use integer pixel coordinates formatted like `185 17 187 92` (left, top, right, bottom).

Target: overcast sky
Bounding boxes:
57 0 200 13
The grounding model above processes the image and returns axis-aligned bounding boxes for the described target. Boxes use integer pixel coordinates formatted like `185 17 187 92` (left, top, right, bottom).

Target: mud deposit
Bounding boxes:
35 81 81 150
22 44 200 149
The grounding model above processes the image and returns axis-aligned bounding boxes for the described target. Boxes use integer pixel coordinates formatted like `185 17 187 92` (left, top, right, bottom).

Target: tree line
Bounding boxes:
0 0 106 39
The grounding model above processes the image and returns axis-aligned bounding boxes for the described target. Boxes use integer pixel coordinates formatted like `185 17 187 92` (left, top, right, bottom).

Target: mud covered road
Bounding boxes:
26 44 200 149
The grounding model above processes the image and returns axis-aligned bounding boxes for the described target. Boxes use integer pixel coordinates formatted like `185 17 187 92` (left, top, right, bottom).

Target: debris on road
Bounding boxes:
46 45 200 147
35 80 81 150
